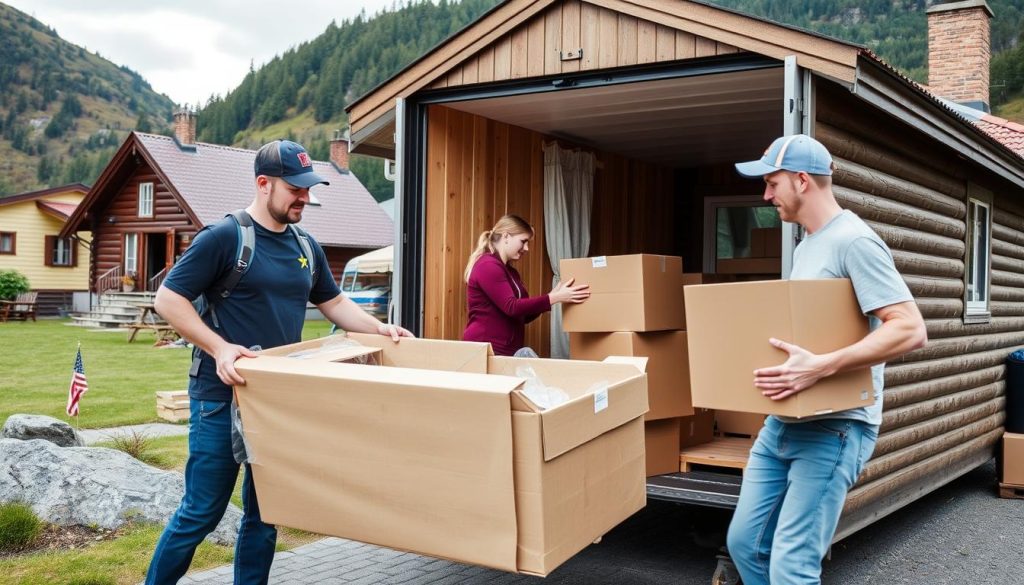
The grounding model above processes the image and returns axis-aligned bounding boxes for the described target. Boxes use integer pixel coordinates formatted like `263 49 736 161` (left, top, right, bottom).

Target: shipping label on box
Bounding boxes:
234 335 648 576
560 254 684 332
570 331 692 420
684 279 873 418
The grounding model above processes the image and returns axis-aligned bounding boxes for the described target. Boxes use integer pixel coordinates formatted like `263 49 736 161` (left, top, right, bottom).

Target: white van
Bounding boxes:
338 245 393 322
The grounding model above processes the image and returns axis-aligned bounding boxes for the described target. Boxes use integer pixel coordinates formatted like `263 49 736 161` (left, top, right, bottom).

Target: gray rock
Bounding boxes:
2 414 85 447
0 438 240 545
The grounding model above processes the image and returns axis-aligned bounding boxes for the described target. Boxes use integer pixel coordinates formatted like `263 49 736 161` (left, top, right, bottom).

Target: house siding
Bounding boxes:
0 193 91 292
815 80 1015 537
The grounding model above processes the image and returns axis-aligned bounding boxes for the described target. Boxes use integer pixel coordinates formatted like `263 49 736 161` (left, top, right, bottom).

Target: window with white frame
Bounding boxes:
124 233 139 274
138 182 154 217
965 198 991 319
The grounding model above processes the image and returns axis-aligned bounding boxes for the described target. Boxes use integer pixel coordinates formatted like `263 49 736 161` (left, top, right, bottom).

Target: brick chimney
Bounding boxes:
173 108 197 146
927 0 994 112
330 128 350 173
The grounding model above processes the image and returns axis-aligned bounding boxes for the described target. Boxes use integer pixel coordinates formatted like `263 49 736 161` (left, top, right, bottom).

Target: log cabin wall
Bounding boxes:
814 80 1016 536
91 161 195 290
424 104 676 355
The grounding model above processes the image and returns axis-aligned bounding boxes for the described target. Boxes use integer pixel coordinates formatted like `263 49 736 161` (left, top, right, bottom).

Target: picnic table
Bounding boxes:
125 303 179 343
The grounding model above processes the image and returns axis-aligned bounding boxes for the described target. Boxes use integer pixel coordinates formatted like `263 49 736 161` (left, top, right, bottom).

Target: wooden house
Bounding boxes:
0 183 91 315
60 112 393 295
346 0 1018 542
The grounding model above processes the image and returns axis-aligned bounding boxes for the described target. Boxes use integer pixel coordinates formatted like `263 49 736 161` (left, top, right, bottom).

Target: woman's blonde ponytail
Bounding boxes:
464 215 534 282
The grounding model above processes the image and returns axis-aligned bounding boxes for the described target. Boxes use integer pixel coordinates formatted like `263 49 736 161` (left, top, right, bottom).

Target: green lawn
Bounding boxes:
0 319 334 583
0 319 335 429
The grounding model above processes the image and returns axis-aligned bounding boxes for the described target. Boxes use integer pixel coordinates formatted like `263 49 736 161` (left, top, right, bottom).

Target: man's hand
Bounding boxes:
377 323 415 341
753 338 836 400
213 343 259 386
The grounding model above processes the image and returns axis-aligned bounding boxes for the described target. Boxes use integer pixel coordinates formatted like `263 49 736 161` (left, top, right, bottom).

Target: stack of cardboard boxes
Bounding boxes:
561 254 691 476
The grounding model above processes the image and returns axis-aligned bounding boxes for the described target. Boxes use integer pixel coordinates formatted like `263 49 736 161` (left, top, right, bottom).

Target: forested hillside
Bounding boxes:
4 0 1024 200
0 3 175 197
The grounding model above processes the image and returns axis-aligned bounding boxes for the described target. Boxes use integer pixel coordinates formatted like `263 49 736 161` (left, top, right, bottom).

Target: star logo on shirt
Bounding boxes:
297 256 309 269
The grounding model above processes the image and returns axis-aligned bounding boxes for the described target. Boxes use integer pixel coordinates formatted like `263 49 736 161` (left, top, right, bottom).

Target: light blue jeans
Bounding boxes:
146 399 277 585
726 416 878 585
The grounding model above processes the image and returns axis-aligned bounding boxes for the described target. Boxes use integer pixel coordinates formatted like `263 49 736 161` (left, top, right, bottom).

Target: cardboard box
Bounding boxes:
715 410 765 438
570 331 692 420
684 279 873 418
679 408 715 448
644 418 681 476
682 274 736 329
560 254 684 332
1004 432 1024 486
233 334 648 576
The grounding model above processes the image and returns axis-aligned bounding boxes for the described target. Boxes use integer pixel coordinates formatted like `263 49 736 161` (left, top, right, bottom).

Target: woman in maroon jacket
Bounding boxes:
463 214 589 356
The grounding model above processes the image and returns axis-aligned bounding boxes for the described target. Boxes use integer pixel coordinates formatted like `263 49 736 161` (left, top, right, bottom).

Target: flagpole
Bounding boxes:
75 341 81 431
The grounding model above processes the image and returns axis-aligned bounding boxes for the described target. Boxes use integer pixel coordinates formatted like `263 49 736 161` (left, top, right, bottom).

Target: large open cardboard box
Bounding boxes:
560 254 684 332
684 279 873 418
569 331 692 420
233 334 648 576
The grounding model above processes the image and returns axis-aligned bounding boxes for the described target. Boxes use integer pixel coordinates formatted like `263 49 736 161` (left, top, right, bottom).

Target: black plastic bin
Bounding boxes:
1005 350 1024 433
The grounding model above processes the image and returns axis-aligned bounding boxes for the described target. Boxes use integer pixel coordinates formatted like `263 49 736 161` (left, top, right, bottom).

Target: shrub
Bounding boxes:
0 269 30 301
0 502 42 551
107 430 166 467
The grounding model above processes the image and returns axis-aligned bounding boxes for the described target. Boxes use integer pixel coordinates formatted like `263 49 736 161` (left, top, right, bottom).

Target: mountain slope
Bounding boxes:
0 3 176 197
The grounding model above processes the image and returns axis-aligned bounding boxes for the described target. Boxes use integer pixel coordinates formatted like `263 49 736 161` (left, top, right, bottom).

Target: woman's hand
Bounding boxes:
548 277 590 305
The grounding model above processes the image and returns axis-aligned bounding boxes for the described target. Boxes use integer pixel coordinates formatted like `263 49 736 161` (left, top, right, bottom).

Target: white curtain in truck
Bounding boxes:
543 142 595 358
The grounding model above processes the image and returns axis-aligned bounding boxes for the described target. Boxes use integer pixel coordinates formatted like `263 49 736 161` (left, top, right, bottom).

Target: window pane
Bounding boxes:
716 206 781 260
125 234 138 272
0 233 12 253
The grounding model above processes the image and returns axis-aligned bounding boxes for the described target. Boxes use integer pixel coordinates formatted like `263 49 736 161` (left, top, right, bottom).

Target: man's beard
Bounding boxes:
268 193 303 224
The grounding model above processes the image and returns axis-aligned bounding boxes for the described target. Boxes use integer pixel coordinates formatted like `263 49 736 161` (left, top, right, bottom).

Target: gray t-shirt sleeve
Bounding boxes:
843 236 914 315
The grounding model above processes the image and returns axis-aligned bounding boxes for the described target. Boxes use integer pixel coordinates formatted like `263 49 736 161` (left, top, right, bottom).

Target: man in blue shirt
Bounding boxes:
726 134 927 585
146 139 412 585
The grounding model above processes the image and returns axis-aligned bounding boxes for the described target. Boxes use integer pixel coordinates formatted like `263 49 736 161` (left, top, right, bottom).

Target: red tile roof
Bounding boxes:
136 133 392 249
36 201 78 220
974 115 1024 159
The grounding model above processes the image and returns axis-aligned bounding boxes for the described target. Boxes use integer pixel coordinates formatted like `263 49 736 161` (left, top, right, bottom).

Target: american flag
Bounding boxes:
66 346 88 417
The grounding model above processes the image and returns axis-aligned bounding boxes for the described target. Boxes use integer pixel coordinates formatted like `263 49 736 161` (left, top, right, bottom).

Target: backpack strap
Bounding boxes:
287 224 317 283
211 210 256 300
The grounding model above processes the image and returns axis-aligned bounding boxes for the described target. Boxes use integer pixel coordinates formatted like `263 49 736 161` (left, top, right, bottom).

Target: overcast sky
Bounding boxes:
5 0 405 106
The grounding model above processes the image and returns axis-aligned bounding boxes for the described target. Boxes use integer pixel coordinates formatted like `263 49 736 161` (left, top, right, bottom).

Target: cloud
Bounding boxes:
4 0 409 104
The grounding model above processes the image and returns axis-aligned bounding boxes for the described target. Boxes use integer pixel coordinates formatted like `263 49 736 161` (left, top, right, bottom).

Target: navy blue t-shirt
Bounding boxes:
163 217 341 401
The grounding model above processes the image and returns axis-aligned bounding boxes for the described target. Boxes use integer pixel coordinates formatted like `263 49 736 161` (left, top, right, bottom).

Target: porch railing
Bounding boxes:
147 267 168 292
96 266 122 295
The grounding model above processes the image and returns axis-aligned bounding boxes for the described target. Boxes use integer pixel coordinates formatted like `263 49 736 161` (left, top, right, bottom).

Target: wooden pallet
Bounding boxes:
679 436 754 473
156 390 189 422
998 483 1024 500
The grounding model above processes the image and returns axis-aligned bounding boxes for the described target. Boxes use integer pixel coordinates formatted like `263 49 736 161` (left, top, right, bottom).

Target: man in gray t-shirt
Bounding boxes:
725 134 927 585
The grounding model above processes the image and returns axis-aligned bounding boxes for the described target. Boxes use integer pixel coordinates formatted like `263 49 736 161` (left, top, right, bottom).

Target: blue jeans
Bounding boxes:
726 416 877 585
146 400 277 585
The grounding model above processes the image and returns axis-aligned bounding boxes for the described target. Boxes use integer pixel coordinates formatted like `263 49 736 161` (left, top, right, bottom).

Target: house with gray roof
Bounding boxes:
60 111 392 294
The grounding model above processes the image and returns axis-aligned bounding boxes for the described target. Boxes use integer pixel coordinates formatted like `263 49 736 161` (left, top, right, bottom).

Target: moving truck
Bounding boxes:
345 0 1017 581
